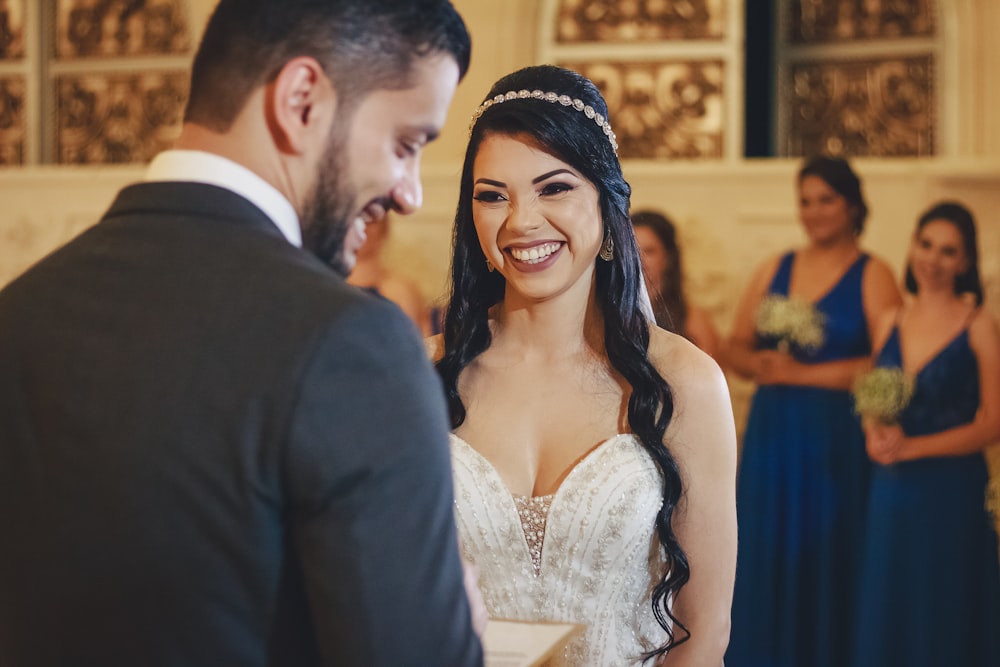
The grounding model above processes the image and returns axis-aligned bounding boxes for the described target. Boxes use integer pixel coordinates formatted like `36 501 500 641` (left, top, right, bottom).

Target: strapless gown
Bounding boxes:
727 252 872 667
450 433 670 666
853 325 1000 666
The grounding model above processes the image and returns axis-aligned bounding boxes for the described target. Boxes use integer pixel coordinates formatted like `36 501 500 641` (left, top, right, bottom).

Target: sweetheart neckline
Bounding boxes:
451 432 644 579
449 432 637 502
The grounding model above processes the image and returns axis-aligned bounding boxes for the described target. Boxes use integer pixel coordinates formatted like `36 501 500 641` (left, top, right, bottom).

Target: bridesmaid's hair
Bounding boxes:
798 155 869 235
631 209 688 336
436 64 689 659
904 201 984 305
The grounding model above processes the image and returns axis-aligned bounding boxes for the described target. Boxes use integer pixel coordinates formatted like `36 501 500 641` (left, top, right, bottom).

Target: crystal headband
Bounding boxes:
469 89 619 155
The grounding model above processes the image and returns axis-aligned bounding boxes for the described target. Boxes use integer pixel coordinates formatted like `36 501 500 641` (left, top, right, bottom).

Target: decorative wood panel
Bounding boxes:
790 0 935 43
0 75 24 164
562 59 724 159
0 0 24 60
55 0 189 58
555 0 725 43
56 71 186 164
778 0 939 157
783 55 934 157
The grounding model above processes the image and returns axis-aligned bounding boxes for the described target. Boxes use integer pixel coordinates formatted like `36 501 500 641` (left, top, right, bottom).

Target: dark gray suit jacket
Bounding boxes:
0 182 482 667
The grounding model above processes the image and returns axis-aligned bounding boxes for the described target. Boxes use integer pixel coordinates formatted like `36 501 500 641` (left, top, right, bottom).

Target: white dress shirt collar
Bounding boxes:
144 149 302 247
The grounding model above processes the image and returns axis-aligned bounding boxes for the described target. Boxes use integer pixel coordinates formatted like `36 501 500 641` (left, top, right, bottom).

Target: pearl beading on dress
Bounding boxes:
512 494 555 577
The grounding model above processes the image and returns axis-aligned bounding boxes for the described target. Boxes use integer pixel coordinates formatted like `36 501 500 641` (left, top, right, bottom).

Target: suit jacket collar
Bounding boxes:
103 181 290 244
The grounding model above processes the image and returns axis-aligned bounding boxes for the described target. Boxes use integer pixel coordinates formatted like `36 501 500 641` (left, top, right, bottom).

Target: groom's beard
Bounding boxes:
301 126 357 277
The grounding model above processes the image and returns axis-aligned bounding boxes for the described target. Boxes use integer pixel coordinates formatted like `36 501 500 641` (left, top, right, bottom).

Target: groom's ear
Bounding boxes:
266 56 337 156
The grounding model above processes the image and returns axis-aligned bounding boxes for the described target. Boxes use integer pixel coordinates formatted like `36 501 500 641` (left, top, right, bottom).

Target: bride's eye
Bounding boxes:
473 190 507 204
540 182 574 196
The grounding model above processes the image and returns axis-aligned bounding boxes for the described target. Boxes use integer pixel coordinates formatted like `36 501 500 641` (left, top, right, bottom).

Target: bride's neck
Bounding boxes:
491 289 605 361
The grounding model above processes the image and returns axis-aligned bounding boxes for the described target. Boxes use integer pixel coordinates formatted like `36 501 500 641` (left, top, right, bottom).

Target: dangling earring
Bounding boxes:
486 257 495 272
598 230 614 261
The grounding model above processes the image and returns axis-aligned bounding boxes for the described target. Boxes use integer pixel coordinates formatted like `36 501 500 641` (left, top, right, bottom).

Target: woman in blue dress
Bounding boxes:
854 201 1000 666
723 156 901 667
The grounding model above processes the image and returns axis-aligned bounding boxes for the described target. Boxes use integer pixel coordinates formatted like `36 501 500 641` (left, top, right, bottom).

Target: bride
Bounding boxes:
428 65 737 665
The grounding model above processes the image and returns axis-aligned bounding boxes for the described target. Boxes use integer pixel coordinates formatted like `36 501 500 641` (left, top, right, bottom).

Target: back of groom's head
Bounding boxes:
184 0 472 133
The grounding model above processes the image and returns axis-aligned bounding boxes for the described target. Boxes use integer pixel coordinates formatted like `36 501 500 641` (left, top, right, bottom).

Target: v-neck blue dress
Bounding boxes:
727 252 872 667
852 324 1000 666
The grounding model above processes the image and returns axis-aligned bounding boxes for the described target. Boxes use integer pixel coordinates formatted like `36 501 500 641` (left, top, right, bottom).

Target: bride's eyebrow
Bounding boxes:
474 178 506 187
532 169 573 184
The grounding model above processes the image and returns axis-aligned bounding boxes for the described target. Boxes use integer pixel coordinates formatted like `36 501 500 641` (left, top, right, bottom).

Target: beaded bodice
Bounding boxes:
511 493 554 576
450 433 670 666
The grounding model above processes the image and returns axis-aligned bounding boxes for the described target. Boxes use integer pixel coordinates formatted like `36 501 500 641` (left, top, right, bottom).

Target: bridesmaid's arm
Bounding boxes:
861 255 904 347
890 311 1000 462
755 256 902 391
753 354 870 391
652 331 738 666
721 255 782 380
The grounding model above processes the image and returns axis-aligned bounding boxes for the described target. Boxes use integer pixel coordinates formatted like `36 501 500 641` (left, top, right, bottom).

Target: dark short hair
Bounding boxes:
184 0 471 131
798 155 869 235
904 201 984 305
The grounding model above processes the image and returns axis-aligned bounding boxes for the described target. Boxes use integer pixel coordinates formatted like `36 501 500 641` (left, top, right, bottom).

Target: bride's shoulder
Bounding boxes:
645 324 736 479
424 333 444 362
646 325 723 389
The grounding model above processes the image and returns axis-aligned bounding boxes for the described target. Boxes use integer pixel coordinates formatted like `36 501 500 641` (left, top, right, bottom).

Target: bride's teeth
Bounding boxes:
512 243 559 263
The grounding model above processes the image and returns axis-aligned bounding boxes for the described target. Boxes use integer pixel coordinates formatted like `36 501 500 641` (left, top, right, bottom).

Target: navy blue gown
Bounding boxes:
727 252 872 667
853 323 1000 666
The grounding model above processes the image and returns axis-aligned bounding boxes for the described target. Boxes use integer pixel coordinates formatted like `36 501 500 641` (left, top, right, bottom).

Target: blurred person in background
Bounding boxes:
631 209 719 358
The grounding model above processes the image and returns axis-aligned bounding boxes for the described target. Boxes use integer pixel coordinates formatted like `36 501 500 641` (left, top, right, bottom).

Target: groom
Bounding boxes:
0 1 481 665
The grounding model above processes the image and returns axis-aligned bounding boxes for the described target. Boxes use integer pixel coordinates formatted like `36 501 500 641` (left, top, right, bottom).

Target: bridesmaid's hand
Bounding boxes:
865 422 905 464
754 350 800 385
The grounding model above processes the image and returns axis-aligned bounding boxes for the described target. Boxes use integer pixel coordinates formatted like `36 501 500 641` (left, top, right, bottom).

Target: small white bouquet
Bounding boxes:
755 295 826 353
852 366 915 425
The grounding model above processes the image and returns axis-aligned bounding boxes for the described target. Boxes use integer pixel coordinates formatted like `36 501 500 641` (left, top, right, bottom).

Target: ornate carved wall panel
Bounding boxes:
555 0 726 42
0 0 25 59
790 0 935 43
56 71 186 164
0 75 24 164
55 0 189 58
0 1 193 164
778 0 939 157
564 59 724 159
543 0 739 158
784 55 934 157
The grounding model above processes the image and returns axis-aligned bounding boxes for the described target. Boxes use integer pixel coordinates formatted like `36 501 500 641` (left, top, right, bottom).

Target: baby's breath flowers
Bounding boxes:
852 367 915 425
755 295 826 353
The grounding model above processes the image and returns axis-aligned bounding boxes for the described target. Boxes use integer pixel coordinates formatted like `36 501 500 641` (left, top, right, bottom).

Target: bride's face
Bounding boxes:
470 132 603 304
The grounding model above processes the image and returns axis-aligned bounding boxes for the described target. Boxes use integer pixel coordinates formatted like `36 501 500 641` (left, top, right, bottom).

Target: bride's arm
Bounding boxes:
650 330 738 666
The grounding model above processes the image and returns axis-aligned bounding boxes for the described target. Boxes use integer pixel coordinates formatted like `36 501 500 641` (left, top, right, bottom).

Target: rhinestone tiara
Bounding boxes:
469 89 619 155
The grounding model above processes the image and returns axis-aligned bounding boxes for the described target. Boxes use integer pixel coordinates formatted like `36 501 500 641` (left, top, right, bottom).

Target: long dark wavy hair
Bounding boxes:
631 210 688 336
435 64 689 659
904 201 984 305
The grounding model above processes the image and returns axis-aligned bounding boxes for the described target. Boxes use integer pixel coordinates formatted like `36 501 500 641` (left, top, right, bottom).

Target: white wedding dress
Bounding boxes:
450 433 671 666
